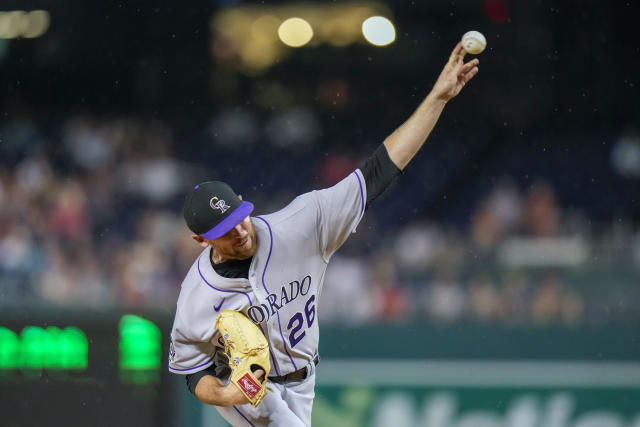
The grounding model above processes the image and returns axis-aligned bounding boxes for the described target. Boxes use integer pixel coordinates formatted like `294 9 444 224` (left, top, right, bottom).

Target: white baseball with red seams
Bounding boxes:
168 170 367 426
461 30 487 54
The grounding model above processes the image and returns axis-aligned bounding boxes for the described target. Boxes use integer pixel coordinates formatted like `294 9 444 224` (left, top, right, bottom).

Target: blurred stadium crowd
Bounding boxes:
0 1 638 329
1 110 638 326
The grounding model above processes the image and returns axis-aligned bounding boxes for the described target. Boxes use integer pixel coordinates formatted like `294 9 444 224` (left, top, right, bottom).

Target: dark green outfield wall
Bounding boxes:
319 323 640 360
1 309 639 426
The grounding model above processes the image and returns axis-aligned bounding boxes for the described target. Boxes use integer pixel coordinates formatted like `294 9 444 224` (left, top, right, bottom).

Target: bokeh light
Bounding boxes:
0 10 50 39
278 17 314 47
251 15 280 44
362 16 395 46
23 10 50 38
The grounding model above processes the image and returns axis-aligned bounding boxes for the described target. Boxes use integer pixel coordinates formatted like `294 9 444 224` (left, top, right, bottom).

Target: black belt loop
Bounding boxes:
269 355 319 384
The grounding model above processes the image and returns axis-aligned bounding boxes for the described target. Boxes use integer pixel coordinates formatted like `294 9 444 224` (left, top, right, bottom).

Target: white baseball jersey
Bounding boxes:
168 169 366 425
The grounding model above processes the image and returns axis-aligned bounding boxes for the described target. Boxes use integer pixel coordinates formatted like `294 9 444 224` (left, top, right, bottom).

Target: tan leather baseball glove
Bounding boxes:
215 310 271 407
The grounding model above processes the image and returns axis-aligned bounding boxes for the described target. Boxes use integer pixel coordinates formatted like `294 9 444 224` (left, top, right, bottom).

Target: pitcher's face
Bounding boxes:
207 216 257 262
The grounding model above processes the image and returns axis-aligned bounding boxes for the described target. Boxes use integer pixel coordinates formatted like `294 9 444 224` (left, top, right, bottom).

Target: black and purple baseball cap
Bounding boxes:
183 181 254 239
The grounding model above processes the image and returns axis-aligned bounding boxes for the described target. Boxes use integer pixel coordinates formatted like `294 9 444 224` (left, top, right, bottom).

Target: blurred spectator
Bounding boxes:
174 225 207 274
117 124 182 204
423 267 466 323
319 255 373 324
522 181 561 237
470 203 501 253
84 166 119 232
393 220 444 274
501 270 532 324
48 179 90 242
530 272 563 323
38 243 78 304
468 177 522 257
485 176 522 232
0 222 38 300
63 116 114 170
14 151 53 193
468 272 504 322
530 271 584 324
39 243 112 306
0 112 636 328
0 223 34 276
209 108 260 147
0 114 44 162
113 210 182 306
264 106 321 149
610 126 640 178
316 151 359 187
115 241 174 306
370 253 410 322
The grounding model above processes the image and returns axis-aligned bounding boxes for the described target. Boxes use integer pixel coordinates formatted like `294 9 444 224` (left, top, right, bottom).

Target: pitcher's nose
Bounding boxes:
232 223 247 238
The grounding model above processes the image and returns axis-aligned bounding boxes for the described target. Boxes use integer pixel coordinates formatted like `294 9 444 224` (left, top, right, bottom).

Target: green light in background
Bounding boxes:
59 327 88 369
44 326 62 369
0 327 20 369
119 315 161 371
21 326 47 369
0 326 89 371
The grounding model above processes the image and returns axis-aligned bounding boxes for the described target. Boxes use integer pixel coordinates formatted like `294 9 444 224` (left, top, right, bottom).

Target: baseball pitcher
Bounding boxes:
168 43 479 426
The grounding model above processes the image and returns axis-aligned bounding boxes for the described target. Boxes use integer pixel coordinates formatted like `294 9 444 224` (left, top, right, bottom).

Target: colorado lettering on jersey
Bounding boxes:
247 275 312 323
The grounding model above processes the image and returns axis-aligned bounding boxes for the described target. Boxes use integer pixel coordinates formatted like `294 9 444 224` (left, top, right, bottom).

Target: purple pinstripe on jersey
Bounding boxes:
169 357 214 372
233 406 256 427
353 170 365 216
197 254 253 306
258 323 281 377
254 216 298 371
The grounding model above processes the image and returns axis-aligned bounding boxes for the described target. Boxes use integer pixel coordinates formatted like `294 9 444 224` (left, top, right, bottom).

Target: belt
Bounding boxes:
269 355 319 384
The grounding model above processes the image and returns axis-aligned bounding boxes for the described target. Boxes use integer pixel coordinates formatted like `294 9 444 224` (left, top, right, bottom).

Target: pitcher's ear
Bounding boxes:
191 234 209 248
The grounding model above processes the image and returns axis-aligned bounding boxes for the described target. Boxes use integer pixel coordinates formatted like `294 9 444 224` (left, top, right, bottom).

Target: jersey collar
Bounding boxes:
197 246 251 291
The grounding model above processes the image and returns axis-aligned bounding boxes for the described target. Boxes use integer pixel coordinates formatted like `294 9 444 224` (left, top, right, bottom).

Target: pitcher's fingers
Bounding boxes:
455 42 468 63
449 42 464 64
462 66 479 84
458 45 468 62
461 58 479 73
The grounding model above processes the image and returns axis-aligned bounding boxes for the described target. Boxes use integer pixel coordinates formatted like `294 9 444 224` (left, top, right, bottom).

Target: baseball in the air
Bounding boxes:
461 31 487 55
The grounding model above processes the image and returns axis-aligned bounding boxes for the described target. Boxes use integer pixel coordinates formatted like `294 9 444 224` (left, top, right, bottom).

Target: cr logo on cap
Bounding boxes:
210 197 231 213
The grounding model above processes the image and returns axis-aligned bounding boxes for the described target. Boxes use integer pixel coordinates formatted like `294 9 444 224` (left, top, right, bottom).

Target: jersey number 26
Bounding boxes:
287 295 316 348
